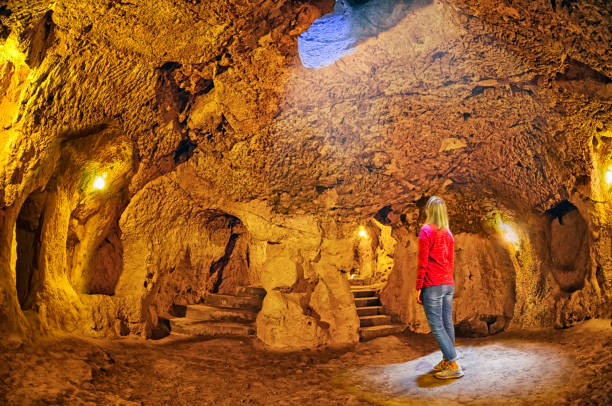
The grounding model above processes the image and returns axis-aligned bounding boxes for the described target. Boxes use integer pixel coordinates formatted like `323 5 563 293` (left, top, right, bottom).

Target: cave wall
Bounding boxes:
0 123 132 339
549 195 612 328
380 220 517 336
110 169 262 337
0 0 610 346
104 165 360 347
381 195 611 337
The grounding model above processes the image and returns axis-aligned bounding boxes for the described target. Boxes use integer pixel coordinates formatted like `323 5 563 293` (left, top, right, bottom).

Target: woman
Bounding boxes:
415 196 463 379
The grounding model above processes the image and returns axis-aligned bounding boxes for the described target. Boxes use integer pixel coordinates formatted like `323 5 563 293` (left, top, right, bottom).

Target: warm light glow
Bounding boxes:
337 344 568 402
93 173 107 190
605 167 612 185
358 226 367 238
498 221 519 246
0 37 26 65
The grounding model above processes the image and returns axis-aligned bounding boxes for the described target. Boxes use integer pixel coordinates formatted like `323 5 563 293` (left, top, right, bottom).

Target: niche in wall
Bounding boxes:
546 200 589 293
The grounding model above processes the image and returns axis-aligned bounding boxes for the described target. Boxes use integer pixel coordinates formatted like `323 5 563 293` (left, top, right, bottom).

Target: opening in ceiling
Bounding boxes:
298 0 426 69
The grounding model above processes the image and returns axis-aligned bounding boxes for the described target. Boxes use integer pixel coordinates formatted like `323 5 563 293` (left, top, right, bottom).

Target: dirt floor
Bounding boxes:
1 319 610 406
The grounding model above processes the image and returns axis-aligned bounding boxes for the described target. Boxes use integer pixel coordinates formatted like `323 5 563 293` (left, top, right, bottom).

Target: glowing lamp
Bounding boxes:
605 167 612 185
93 173 107 190
358 226 367 238
0 37 26 64
499 221 519 246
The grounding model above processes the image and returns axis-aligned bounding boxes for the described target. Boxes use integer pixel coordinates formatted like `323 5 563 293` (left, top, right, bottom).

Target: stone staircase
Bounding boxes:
165 286 266 339
352 286 404 340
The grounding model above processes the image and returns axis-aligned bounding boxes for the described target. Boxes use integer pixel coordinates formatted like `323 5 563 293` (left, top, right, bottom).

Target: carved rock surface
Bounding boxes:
0 0 609 346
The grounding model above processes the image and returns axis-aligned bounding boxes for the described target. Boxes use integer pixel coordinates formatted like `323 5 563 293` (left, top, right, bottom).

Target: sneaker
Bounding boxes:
433 359 448 372
434 361 464 379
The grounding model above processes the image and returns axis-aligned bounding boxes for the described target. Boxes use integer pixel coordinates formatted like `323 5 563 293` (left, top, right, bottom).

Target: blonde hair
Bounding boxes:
425 196 449 230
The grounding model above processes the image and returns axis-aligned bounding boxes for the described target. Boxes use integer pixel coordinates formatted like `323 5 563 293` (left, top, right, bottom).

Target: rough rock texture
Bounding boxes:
104 165 359 347
380 227 516 335
0 0 610 346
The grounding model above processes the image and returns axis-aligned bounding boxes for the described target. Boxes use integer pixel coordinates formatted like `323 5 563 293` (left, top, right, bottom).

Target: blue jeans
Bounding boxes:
422 284 457 362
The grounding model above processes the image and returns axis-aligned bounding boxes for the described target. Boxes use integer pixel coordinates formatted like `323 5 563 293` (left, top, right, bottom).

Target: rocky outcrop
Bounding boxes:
101 164 360 347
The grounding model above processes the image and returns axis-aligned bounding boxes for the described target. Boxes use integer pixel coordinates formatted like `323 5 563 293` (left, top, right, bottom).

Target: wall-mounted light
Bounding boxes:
605 166 612 185
498 220 520 247
358 226 367 238
0 37 26 65
92 173 107 191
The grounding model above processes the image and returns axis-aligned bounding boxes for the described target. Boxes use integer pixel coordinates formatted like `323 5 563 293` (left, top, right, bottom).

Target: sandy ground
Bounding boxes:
0 319 610 406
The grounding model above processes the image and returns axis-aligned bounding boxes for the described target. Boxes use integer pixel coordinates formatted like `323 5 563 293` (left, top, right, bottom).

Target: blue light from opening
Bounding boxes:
298 0 417 70
298 11 356 69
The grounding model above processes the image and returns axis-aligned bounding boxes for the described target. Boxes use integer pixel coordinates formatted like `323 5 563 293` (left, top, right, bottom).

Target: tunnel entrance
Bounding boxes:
154 211 257 339
349 217 404 340
15 191 46 310
86 225 124 295
349 218 395 287
205 212 251 295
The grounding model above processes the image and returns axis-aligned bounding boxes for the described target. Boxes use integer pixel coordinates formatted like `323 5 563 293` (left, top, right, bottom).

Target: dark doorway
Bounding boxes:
15 192 46 310
205 212 250 295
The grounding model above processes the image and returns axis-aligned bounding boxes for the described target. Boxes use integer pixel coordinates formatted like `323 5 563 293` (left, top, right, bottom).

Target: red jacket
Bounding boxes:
416 224 455 290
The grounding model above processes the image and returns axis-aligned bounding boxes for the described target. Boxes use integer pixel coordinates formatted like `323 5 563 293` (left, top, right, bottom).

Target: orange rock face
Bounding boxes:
0 0 610 347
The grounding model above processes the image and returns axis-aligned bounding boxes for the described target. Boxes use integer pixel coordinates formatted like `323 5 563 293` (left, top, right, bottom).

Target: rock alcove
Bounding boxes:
0 0 610 356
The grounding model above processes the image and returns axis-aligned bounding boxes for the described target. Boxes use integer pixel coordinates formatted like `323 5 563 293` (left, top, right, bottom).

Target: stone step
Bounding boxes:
354 297 380 307
359 324 405 340
185 304 257 324
359 314 391 327
236 286 266 298
350 285 377 291
357 306 385 317
169 318 256 337
351 289 377 298
349 280 369 286
202 293 262 310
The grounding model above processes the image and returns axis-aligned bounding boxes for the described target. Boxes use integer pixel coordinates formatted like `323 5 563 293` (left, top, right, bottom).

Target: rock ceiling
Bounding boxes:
1 0 611 228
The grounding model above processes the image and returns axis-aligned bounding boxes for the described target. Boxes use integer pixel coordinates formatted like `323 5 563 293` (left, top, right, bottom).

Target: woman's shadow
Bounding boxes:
414 360 458 388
